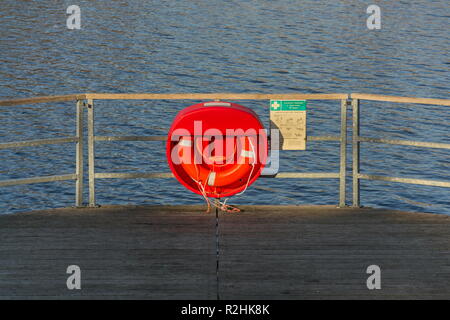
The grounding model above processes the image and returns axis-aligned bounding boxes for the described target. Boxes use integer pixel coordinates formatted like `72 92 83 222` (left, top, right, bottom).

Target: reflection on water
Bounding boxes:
0 0 449 214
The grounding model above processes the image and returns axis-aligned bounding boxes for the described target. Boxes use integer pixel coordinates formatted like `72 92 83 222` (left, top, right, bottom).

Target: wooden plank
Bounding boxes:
218 206 449 300
351 93 450 106
0 205 216 299
0 205 448 299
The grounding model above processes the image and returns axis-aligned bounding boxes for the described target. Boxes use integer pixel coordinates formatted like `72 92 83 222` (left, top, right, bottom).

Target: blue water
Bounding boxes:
0 0 449 214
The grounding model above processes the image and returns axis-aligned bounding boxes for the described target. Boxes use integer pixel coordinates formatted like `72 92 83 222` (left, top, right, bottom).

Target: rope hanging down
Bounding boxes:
195 138 256 213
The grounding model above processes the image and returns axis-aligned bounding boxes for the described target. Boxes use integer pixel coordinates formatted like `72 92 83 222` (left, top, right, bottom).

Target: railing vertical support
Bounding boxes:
75 100 84 207
339 99 347 207
87 99 96 207
352 98 361 207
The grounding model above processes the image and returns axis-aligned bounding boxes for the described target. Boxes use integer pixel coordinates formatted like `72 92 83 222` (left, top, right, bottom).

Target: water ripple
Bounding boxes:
0 0 449 214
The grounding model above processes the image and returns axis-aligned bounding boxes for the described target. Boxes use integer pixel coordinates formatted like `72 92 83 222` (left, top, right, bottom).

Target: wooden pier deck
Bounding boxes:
0 205 448 300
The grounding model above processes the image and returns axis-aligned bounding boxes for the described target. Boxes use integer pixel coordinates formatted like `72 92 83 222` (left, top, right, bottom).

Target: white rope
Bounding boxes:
213 138 257 213
233 137 256 197
189 137 257 214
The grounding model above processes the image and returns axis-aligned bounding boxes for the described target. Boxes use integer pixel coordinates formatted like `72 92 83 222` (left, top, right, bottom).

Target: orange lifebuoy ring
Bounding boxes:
166 101 267 198
177 135 256 189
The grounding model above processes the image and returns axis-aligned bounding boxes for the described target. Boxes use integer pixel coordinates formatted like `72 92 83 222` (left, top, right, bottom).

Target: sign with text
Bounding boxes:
270 100 307 150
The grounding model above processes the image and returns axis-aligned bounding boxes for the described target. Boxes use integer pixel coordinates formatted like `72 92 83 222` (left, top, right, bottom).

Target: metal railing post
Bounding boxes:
87 99 96 207
339 99 347 207
75 100 84 207
352 98 361 207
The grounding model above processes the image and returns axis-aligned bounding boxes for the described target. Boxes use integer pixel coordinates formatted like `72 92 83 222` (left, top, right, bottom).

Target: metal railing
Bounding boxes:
0 95 86 207
1 92 449 210
84 93 348 207
351 93 450 207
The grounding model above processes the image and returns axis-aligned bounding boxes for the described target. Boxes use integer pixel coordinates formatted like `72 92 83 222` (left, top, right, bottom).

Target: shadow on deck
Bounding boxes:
0 205 448 299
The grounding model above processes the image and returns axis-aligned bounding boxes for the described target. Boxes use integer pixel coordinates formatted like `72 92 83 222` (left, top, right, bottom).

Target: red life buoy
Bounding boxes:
166 101 268 198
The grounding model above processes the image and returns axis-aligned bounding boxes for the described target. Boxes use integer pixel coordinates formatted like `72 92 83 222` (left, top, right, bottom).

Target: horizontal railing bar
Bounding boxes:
95 172 173 179
95 172 340 179
358 174 450 188
95 136 166 142
308 136 340 142
0 137 79 149
0 174 77 187
351 93 450 106
0 94 86 107
273 172 340 179
85 93 349 100
358 137 450 150
94 135 340 142
1 93 448 106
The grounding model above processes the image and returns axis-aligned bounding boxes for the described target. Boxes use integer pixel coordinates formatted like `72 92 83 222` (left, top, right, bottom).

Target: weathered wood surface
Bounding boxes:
0 205 448 300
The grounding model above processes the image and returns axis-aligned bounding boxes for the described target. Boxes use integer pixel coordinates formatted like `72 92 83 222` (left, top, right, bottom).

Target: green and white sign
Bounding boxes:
270 100 307 150
270 100 307 111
